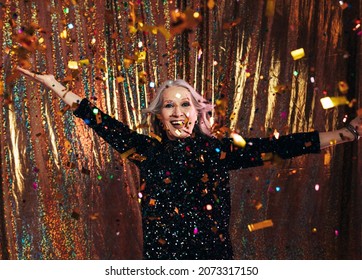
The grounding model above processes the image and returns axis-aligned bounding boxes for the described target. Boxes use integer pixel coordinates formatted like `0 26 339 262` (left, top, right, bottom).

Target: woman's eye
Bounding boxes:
182 102 190 107
164 103 173 108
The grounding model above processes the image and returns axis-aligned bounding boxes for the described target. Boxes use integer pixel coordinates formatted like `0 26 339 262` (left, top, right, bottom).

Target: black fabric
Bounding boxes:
74 99 321 259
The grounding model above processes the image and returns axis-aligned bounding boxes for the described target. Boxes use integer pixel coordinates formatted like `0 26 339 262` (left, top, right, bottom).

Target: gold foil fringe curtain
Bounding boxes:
0 0 361 259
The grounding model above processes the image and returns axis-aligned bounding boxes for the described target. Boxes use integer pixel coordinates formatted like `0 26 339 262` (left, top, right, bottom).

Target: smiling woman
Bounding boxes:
16 67 362 260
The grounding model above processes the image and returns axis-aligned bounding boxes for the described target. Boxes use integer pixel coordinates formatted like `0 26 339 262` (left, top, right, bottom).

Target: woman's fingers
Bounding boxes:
16 66 36 77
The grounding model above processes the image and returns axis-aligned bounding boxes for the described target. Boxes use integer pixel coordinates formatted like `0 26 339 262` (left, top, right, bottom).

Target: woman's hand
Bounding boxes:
348 113 362 141
17 67 58 89
17 67 82 107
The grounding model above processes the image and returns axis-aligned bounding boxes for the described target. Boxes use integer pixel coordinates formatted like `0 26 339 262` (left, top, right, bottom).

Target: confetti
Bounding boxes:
338 81 349 94
265 0 276 17
68 60 79 69
120 148 136 160
290 48 305 60
248 219 274 232
207 0 215 9
320 96 349 109
231 132 246 148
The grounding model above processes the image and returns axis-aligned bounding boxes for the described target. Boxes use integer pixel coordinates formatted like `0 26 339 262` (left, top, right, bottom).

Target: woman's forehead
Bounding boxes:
162 86 191 100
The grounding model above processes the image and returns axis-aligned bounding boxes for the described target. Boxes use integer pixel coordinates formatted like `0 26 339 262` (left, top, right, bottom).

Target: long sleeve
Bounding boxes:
224 131 321 170
73 99 154 161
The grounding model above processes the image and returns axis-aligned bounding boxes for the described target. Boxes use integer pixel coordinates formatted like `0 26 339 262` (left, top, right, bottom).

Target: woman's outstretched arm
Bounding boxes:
17 67 81 107
319 116 361 149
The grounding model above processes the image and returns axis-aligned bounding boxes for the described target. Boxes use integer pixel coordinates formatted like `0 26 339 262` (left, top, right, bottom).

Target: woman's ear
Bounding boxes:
156 114 162 120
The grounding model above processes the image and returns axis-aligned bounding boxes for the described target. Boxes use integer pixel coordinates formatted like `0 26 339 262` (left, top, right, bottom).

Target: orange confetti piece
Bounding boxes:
149 198 156 206
324 151 331 166
116 76 125 83
207 0 215 9
219 151 226 160
120 148 136 160
158 238 166 245
0 81 4 95
248 219 273 232
338 81 349 94
201 174 209 183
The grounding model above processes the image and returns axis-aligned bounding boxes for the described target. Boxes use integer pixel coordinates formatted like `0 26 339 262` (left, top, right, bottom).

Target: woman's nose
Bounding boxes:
172 105 182 116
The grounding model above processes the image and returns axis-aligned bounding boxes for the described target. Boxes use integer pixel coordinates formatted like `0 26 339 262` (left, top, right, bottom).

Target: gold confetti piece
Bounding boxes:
135 51 146 63
320 96 349 109
116 76 125 83
174 207 179 214
138 71 147 83
324 151 331 166
231 132 246 148
64 140 71 150
253 200 263 210
79 59 90 66
207 0 215 9
149 198 156 206
68 60 79 69
128 25 137 34
149 132 162 142
265 0 276 17
199 154 205 162
60 29 67 39
248 219 273 232
157 26 171 40
90 213 99 220
290 48 305 60
120 148 136 160
128 153 147 162
338 81 349 94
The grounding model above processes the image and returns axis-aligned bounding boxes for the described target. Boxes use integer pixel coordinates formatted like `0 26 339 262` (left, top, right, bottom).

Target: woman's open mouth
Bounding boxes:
170 120 185 129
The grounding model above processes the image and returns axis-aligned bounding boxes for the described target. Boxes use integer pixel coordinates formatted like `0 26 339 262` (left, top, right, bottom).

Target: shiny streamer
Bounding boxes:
0 0 361 260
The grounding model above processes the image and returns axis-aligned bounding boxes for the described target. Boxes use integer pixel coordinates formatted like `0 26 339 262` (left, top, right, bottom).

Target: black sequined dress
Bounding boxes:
74 99 321 259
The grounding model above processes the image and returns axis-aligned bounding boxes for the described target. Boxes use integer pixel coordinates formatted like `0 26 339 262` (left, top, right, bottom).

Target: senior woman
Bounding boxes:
17 67 361 259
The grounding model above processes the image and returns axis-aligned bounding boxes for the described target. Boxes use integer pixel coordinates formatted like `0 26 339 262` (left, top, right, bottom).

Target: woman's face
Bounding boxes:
158 86 198 140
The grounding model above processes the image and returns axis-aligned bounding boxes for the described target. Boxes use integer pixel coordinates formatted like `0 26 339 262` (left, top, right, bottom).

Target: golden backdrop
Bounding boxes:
0 0 361 259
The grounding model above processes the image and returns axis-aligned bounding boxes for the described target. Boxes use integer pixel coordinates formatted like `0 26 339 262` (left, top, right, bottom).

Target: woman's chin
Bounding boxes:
166 129 191 140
